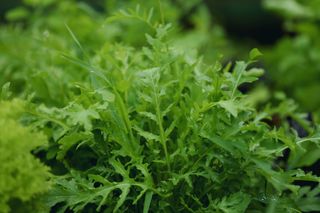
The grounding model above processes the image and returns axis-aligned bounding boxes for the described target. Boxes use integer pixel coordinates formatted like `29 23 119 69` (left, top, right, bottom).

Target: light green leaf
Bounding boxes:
218 100 239 117
133 125 160 141
249 48 263 61
143 191 153 213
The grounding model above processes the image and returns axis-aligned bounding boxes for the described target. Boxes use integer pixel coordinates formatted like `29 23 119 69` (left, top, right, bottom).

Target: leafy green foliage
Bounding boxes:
1 1 320 212
0 100 50 213
0 0 230 106
25 20 320 212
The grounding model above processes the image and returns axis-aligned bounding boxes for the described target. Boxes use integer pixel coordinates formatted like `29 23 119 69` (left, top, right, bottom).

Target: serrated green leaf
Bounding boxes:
133 125 160 142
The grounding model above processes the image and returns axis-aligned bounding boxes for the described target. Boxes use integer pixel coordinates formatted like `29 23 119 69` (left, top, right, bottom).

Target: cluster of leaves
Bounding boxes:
1 0 106 106
1 1 320 212
22 16 319 211
263 0 320 115
0 98 50 213
0 0 230 104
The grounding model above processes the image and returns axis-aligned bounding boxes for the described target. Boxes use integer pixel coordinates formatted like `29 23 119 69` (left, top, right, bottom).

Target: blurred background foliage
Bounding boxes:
263 0 320 114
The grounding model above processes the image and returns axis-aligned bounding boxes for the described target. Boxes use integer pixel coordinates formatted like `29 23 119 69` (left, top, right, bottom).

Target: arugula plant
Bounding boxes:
21 11 320 211
2 2 320 212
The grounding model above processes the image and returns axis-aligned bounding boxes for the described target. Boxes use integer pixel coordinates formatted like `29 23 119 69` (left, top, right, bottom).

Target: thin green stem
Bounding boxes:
296 137 320 145
153 85 171 171
278 136 320 153
26 110 69 130
158 0 165 24
114 90 136 151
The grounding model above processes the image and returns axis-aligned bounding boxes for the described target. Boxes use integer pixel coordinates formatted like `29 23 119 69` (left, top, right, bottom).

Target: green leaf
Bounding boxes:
0 82 12 100
213 192 251 213
218 100 239 117
231 61 247 98
249 48 263 61
200 130 236 154
57 132 90 160
133 125 160 141
264 0 312 18
138 111 158 123
5 7 30 21
67 104 100 131
143 191 153 213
